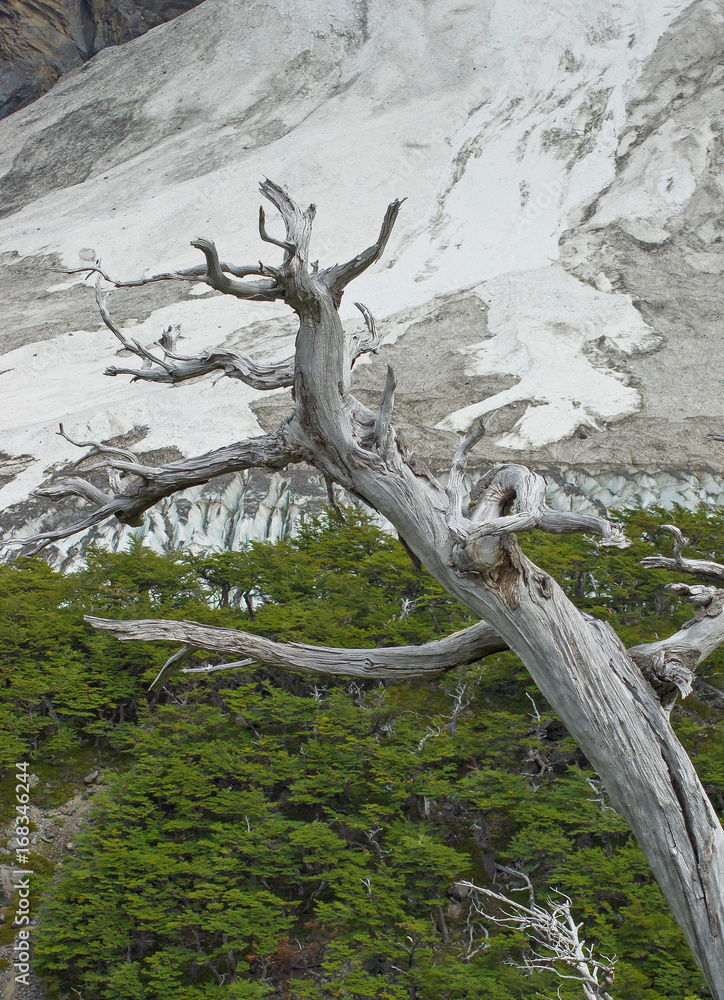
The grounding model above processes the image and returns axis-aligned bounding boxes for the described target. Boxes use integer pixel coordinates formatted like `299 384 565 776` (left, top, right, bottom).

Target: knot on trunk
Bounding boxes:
629 647 698 710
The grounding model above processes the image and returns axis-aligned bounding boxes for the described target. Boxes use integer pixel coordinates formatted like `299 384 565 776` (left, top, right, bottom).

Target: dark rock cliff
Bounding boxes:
0 0 203 119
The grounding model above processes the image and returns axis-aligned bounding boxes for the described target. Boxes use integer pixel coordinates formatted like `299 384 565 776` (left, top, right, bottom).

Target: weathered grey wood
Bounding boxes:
460 868 615 998
85 616 508 681
7 430 300 554
95 278 296 389
630 585 724 705
5 181 724 996
64 237 285 301
641 523 724 582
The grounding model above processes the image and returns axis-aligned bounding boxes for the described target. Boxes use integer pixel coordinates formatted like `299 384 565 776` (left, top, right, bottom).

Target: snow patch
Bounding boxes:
0 294 294 510
435 266 660 449
587 118 713 243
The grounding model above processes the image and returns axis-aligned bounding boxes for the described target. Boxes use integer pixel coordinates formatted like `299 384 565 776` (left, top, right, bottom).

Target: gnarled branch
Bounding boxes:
630 584 724 708
323 198 405 294
6 430 300 554
58 422 142 469
258 206 296 255
641 524 724 582
350 301 381 364
446 418 487 536
63 244 283 301
449 464 629 566
189 236 283 300
458 868 615 1000
86 616 508 681
258 179 316 265
9 181 724 996
95 280 294 389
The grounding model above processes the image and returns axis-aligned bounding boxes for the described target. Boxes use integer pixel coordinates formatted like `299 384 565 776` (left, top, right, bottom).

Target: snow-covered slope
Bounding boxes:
1 0 722 561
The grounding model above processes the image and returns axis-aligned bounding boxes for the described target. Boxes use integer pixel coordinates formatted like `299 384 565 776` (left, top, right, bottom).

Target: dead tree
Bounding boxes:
5 181 724 997
458 867 616 999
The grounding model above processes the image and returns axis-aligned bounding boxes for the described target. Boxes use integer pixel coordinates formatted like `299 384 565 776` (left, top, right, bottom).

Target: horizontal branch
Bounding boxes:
105 349 295 389
64 245 283 301
85 616 508 681
190 237 283 300
641 524 724 582
3 430 299 554
95 281 294 389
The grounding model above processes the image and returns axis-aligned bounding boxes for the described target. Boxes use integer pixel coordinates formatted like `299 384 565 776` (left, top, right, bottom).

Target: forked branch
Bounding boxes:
58 423 142 468
85 616 508 681
95 280 295 389
64 239 283 301
448 463 629 556
189 236 283 300
324 198 405 294
641 524 724 582
630 583 724 708
458 869 615 1000
6 431 299 554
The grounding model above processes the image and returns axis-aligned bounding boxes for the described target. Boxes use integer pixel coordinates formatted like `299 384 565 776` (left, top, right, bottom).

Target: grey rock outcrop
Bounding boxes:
0 0 204 119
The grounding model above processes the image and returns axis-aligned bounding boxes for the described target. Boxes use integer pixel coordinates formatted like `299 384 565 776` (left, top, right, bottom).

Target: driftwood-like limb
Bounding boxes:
7 430 300 554
64 247 283 301
323 198 405 294
96 278 294 389
447 464 629 575
150 644 199 690
446 419 487 537
258 179 316 264
35 477 112 507
458 870 615 1000
350 301 381 364
86 616 508 680
181 657 255 677
95 279 173 372
630 585 724 708
258 206 296 255
641 524 724 582
105 349 295 389
189 237 283 300
58 423 141 467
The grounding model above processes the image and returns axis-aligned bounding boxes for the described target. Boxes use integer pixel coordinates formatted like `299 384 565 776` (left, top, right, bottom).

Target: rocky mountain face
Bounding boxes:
0 0 204 119
0 0 722 566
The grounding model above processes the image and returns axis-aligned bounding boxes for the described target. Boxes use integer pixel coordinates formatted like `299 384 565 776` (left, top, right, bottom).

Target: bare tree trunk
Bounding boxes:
6 180 723 996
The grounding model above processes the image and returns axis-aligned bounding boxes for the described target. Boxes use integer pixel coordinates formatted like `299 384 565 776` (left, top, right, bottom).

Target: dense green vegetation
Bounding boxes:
2 505 723 998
